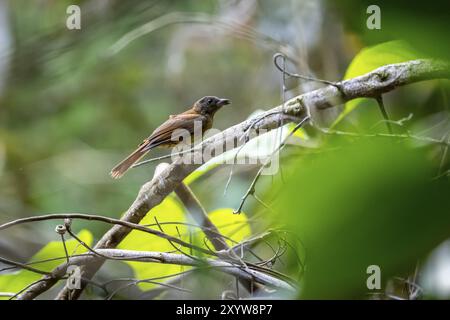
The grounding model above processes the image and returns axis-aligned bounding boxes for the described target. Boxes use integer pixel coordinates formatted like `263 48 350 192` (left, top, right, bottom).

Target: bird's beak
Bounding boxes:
217 98 231 106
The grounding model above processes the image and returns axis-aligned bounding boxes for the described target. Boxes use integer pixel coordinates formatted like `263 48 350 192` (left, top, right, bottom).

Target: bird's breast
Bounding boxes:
202 116 213 132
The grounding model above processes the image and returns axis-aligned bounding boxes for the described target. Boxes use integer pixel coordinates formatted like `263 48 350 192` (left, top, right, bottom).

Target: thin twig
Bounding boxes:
234 116 310 214
273 53 340 87
370 113 413 131
106 277 191 300
91 249 296 291
0 213 216 257
132 148 194 168
318 127 450 146
60 233 70 265
438 132 450 174
0 256 51 276
375 95 393 134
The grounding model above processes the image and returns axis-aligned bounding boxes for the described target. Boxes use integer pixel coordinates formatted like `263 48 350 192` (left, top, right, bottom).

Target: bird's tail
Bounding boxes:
110 142 150 179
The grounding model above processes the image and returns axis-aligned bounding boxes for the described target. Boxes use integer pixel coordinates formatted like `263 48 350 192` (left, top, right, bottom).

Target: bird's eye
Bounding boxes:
207 98 213 104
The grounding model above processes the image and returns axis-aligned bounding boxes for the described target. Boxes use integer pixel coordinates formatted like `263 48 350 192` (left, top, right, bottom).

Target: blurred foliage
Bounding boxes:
335 0 450 60
272 139 450 298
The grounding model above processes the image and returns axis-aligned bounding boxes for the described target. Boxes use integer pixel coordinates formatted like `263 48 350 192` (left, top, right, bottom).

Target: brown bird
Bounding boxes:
110 96 230 179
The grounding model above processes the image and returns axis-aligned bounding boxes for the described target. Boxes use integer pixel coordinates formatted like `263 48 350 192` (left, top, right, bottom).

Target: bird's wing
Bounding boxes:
144 113 206 150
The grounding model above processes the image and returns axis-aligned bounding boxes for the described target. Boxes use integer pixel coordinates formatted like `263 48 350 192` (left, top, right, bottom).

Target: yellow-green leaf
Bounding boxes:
118 195 188 290
332 40 421 127
194 208 251 249
119 204 251 291
0 229 93 299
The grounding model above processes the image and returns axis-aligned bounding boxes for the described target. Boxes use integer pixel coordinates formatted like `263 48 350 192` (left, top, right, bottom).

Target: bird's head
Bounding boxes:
193 96 231 115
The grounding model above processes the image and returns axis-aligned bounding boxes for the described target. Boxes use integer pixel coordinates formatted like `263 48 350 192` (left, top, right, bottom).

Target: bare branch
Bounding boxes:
0 256 50 276
88 249 295 292
14 59 449 300
318 127 450 146
174 181 228 251
375 95 393 134
0 213 214 256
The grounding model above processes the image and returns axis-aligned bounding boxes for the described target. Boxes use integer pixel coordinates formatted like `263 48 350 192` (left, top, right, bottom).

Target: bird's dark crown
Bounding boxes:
193 96 230 115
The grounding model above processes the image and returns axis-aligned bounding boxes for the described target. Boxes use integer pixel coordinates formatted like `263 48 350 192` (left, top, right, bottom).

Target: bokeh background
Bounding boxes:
0 0 449 299
0 0 354 258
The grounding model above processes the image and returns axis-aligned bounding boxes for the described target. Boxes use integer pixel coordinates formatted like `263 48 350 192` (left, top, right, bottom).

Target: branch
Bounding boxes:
151 163 259 293
92 249 295 291
159 163 229 252
0 256 51 276
16 59 449 300
0 213 214 256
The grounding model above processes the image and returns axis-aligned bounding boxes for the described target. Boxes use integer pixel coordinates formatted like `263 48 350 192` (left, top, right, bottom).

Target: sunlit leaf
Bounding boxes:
333 41 421 126
344 41 419 80
286 123 308 140
118 195 188 290
0 230 93 299
119 201 251 291
196 208 251 248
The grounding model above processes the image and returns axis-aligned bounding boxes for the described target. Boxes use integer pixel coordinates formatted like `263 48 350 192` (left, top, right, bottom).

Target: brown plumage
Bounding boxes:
110 96 230 179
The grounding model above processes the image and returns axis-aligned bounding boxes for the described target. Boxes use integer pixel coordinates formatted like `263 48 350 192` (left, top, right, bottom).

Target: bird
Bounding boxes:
110 96 231 179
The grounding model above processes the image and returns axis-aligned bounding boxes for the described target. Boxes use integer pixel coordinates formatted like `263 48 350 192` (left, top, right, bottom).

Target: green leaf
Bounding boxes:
184 163 220 185
273 139 450 298
197 208 251 248
118 195 188 290
286 123 308 140
344 41 419 80
119 202 251 291
332 41 421 127
334 1 450 60
0 230 93 299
